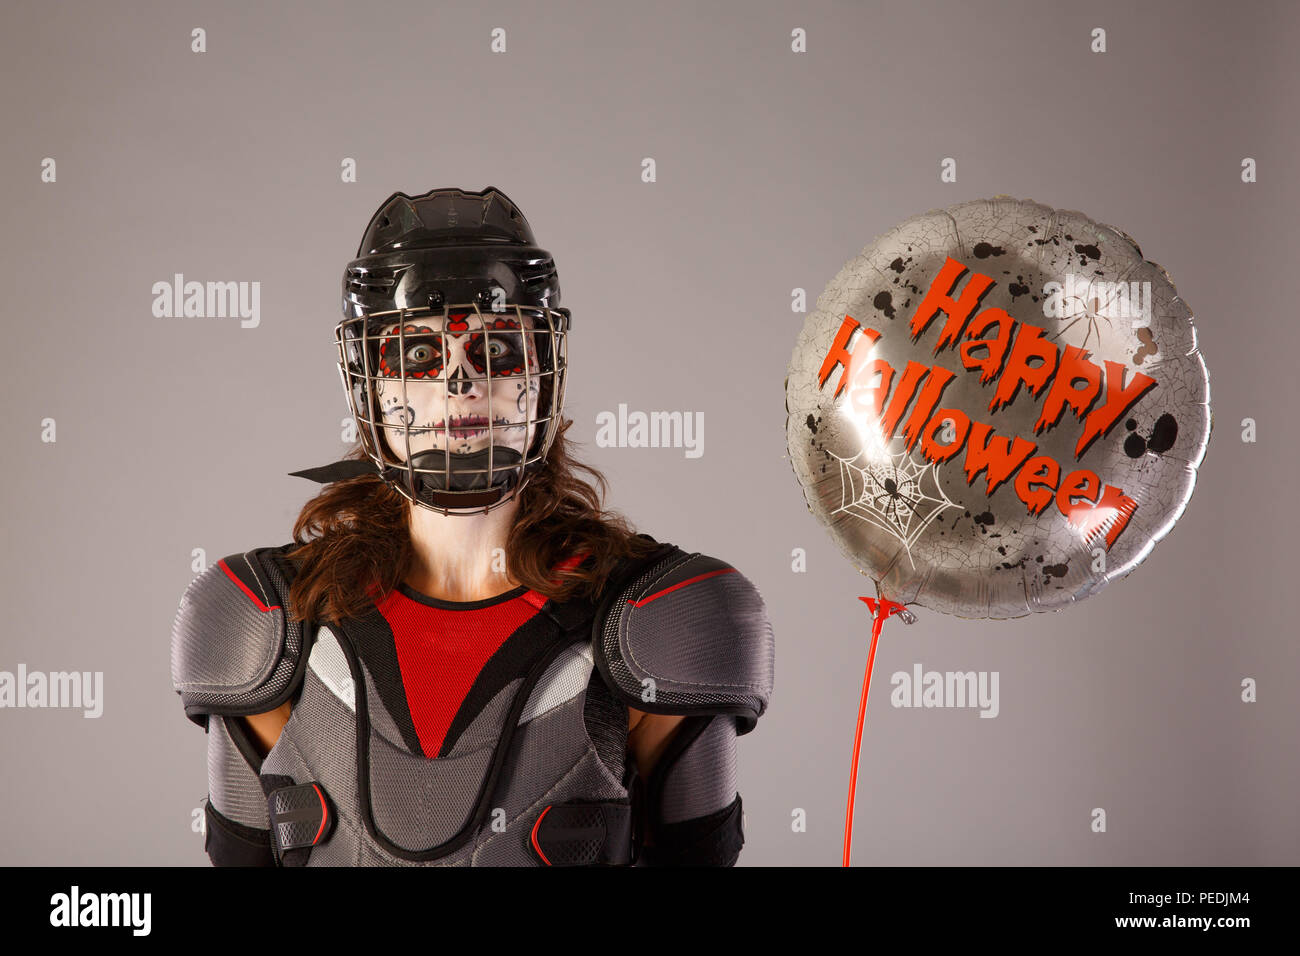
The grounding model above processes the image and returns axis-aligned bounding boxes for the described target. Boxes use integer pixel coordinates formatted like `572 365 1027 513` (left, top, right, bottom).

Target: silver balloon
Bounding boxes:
786 197 1211 619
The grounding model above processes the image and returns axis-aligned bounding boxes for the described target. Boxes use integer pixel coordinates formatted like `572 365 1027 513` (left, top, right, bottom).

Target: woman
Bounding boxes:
170 186 774 866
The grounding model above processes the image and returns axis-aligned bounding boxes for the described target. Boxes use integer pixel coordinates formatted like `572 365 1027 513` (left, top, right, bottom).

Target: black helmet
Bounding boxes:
299 186 571 514
342 185 570 324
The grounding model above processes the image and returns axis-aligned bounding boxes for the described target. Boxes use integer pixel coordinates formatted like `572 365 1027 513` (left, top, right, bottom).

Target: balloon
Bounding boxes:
785 197 1211 619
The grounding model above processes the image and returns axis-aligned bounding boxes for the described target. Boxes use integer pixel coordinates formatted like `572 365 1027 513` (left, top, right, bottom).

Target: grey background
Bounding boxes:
1 0 1295 865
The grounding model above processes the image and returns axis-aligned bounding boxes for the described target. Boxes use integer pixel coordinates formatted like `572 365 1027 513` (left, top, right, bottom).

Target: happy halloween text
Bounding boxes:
817 257 1156 550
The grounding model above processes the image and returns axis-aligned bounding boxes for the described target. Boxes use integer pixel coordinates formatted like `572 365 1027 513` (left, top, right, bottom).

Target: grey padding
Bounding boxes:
518 642 594 724
470 691 627 866
365 674 523 852
444 679 521 758
656 716 738 825
302 670 627 866
215 553 747 866
596 550 775 731
369 727 494 850
259 667 634 866
260 665 362 862
206 715 270 829
307 626 354 713
170 548 304 716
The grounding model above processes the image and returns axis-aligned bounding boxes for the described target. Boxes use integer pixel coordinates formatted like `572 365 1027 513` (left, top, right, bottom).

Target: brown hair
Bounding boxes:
283 417 662 625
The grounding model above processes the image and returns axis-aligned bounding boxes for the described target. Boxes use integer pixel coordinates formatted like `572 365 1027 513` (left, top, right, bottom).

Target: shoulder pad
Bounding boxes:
170 545 309 727
593 546 774 734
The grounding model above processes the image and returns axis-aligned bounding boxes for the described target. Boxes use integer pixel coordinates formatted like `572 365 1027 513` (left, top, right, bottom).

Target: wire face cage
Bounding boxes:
334 302 569 515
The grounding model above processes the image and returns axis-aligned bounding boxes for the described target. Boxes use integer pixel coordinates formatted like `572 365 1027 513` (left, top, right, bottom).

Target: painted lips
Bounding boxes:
438 414 490 439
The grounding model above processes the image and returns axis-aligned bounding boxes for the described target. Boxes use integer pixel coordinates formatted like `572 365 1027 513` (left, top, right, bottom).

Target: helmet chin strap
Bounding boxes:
404 447 525 511
406 447 523 492
288 446 530 512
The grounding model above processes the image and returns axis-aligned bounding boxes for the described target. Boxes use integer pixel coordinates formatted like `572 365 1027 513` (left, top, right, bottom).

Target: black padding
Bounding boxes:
268 782 334 867
641 793 745 867
530 802 635 866
259 772 296 798
204 801 276 867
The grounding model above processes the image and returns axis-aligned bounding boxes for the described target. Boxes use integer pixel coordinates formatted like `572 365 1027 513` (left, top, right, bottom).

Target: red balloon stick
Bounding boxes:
843 595 909 867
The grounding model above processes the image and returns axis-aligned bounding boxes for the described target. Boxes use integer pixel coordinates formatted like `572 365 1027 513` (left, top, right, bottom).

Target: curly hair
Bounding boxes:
283 417 661 625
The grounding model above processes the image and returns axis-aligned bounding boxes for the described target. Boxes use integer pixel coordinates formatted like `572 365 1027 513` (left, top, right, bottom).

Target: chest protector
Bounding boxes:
171 535 773 866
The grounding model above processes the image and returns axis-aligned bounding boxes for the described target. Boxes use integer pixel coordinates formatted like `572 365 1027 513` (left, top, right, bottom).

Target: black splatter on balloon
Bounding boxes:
1124 413 1179 458
1148 413 1178 453
973 242 1006 258
873 291 896 319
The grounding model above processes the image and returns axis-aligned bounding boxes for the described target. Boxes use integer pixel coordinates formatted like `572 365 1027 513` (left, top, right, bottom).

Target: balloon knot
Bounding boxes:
858 596 913 623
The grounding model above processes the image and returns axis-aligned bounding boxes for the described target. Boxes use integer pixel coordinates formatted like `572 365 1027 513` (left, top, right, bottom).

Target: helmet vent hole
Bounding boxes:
345 266 401 294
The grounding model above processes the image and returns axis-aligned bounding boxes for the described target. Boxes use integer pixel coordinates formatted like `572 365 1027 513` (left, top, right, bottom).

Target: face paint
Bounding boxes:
378 323 445 379
372 311 543 477
466 315 533 378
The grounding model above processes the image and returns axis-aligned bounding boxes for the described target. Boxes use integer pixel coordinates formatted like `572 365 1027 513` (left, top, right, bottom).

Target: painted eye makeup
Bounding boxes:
377 325 445 378
465 317 535 377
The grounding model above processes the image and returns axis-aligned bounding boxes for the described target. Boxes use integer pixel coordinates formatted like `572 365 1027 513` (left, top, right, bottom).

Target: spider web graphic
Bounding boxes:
830 442 960 572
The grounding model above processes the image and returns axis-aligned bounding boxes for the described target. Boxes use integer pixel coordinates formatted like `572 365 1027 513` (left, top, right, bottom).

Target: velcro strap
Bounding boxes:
642 793 745 867
529 802 634 866
268 782 334 862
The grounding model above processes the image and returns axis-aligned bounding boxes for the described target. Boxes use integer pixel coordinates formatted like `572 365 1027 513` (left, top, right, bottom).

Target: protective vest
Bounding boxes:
171 535 774 866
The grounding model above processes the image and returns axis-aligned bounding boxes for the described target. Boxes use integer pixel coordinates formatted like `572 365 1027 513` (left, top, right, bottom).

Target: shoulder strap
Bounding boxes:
536 535 682 634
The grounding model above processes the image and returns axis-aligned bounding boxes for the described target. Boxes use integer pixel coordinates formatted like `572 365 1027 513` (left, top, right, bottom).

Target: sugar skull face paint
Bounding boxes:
373 311 543 467
333 300 568 509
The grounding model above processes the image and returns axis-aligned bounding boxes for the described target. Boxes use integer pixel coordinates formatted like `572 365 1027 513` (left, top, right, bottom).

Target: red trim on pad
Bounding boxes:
218 558 281 613
531 806 554 865
626 567 736 608
312 784 328 845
